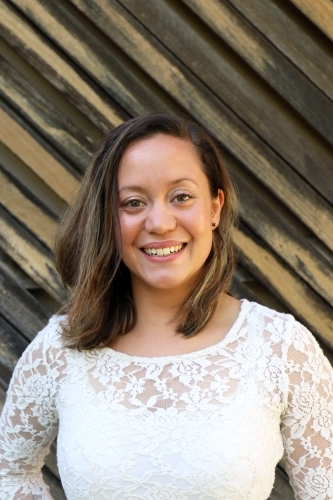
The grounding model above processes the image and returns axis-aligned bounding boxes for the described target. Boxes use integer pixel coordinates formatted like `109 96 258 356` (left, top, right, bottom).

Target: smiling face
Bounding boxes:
118 134 224 297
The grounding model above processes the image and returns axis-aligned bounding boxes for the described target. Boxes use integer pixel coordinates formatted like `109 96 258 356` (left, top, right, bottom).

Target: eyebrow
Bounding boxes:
118 177 198 193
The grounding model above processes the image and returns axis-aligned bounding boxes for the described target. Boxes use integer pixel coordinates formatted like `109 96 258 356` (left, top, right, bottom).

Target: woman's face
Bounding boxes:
117 134 224 295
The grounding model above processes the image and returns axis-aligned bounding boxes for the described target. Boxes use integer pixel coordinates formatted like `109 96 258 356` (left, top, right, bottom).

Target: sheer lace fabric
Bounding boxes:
0 300 332 499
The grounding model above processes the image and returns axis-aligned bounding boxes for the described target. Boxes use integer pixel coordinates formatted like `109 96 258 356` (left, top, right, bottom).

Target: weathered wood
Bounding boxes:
0 248 39 290
230 274 259 303
269 466 294 499
289 0 333 43
0 205 66 302
42 467 65 500
68 0 333 252
228 0 333 103
0 54 93 174
0 263 50 342
0 0 125 133
9 0 176 118
3 66 331 312
0 102 80 204
0 165 57 249
234 225 333 349
118 0 333 204
234 171 333 307
0 384 6 412
181 0 333 148
0 314 28 374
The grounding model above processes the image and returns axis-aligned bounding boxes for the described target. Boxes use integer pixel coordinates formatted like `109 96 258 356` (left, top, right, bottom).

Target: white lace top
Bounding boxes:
0 299 333 500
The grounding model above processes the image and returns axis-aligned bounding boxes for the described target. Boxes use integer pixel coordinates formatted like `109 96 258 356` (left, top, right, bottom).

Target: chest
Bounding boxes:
56 361 284 500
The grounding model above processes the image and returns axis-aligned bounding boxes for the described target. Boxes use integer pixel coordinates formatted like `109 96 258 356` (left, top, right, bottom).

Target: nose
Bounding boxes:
144 204 177 234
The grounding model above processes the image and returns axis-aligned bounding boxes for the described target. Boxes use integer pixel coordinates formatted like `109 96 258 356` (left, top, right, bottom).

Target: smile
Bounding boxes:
143 244 184 256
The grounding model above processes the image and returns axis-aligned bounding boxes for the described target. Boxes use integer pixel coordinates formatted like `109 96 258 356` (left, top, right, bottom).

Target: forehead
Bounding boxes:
118 134 205 185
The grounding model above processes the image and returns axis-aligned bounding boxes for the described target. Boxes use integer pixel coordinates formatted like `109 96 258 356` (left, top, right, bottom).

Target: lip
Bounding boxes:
141 240 186 249
140 243 187 262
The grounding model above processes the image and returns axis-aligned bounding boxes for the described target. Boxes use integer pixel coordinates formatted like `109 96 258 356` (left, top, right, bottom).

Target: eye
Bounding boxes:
123 199 145 208
173 193 192 203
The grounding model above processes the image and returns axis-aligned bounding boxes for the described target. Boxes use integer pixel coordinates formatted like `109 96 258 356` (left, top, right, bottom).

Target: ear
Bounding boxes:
211 189 224 228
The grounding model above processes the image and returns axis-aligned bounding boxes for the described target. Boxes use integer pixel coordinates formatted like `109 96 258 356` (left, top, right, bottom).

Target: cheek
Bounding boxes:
119 215 140 244
184 206 212 234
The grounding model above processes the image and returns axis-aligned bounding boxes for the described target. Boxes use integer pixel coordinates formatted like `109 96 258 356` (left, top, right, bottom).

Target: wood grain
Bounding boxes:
235 172 333 307
0 314 28 374
0 54 93 174
289 0 333 42
228 0 333 103
0 166 57 249
0 104 79 203
10 0 172 118
234 225 333 349
69 0 333 252
0 264 49 342
0 0 125 132
181 0 333 147
0 206 66 302
120 0 333 203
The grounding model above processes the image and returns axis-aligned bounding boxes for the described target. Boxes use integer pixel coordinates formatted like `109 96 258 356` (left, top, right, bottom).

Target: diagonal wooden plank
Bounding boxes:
9 0 175 118
119 0 333 204
42 466 65 500
68 0 333 252
289 0 333 43
0 166 57 249
269 466 294 499
0 54 93 174
227 0 333 103
2 49 331 312
0 264 49 342
0 103 79 203
0 205 66 302
181 0 333 146
234 171 333 307
0 0 125 133
234 225 333 350
0 314 28 374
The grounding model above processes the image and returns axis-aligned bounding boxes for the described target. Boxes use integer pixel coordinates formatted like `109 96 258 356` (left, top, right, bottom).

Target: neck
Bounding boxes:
130 280 192 337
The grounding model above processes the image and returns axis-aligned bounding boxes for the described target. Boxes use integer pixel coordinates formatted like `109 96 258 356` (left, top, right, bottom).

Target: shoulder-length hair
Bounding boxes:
54 113 238 349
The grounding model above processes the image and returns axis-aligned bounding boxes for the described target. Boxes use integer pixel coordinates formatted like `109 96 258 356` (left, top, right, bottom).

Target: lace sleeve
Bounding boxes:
0 324 59 500
281 321 333 500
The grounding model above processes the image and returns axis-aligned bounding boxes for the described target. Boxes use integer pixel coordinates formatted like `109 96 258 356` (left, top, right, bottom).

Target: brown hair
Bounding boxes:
55 113 238 349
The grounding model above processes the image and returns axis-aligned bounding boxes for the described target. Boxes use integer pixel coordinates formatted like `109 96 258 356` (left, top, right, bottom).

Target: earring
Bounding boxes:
212 211 216 227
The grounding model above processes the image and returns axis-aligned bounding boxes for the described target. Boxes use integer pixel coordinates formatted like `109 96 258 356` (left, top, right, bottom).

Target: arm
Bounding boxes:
0 326 59 500
281 321 333 500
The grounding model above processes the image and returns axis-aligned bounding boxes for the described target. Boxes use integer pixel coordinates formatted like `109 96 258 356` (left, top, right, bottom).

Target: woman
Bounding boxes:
0 114 332 499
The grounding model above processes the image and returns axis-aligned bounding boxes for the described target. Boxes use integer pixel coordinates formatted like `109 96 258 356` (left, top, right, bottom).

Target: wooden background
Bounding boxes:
0 1 332 498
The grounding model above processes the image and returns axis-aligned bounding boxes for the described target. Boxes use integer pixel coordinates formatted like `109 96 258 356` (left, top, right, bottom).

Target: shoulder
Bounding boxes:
18 314 68 368
243 299 295 342
243 300 330 366
33 314 67 348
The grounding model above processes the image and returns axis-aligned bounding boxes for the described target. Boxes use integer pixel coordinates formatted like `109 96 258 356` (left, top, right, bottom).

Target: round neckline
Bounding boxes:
100 298 249 364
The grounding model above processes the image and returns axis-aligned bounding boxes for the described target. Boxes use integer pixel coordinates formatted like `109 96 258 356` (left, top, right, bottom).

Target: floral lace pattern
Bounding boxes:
0 300 332 499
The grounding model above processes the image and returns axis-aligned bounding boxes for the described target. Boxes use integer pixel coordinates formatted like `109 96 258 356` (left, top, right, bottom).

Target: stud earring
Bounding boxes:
212 211 216 227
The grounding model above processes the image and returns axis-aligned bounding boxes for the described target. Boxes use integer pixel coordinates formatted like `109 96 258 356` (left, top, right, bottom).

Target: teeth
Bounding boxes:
143 244 184 256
